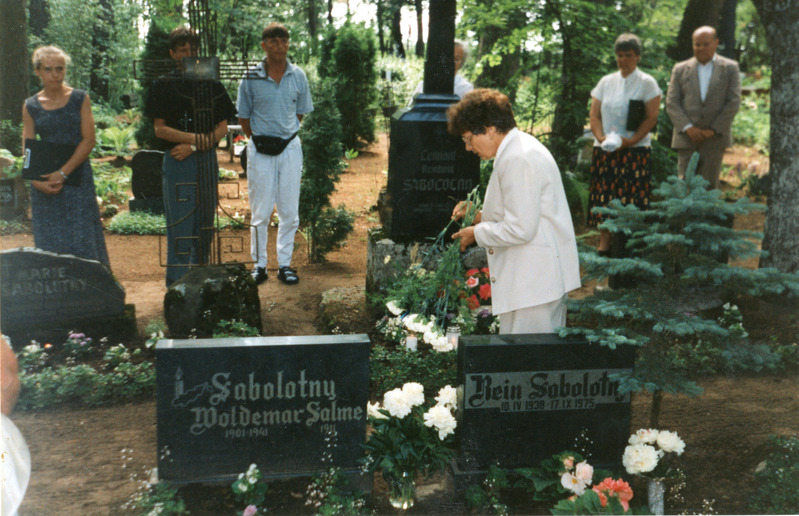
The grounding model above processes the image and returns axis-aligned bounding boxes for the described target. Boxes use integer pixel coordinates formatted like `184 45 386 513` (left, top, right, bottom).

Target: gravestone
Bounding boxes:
156 334 371 488
129 150 165 214
452 333 635 486
0 178 18 220
379 0 479 241
0 248 133 346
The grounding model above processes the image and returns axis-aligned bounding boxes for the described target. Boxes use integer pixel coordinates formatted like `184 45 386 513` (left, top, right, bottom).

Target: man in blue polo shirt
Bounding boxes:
237 22 313 285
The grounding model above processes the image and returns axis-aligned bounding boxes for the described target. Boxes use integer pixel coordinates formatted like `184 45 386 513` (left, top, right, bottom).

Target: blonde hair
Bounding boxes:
32 46 72 70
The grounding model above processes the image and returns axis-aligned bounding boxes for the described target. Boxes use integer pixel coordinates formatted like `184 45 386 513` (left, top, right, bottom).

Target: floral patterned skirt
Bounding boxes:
586 146 652 227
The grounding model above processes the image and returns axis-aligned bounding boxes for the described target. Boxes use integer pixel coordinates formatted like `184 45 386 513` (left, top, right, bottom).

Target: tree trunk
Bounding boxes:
414 0 424 58
375 0 386 55
0 0 29 125
668 0 724 61
754 0 799 273
28 0 49 37
327 0 334 24
389 3 405 58
718 0 737 59
307 0 318 49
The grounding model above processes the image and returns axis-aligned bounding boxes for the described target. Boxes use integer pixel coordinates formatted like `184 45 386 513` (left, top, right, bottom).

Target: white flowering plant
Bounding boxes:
622 428 685 479
230 463 268 510
362 383 458 484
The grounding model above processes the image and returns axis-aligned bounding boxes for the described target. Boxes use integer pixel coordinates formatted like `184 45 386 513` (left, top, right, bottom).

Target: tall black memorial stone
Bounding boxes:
156 335 371 484
129 150 165 214
381 0 480 240
454 334 635 484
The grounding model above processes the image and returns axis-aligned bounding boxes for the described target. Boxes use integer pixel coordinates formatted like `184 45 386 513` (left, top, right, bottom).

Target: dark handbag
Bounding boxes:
22 139 81 186
625 100 646 132
252 133 297 156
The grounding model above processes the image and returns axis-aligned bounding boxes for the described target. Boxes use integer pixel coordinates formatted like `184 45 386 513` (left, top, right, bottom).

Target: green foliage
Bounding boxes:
516 451 590 504
551 489 628 515
0 120 23 155
563 157 799 413
0 220 29 235
96 125 136 156
732 93 770 153
319 23 378 150
16 343 155 410
465 465 511 516
369 344 456 397
0 148 24 178
305 467 371 515
213 319 261 338
750 435 799 514
107 211 166 235
133 482 189 516
93 162 132 206
299 79 354 263
231 463 268 508
144 319 167 349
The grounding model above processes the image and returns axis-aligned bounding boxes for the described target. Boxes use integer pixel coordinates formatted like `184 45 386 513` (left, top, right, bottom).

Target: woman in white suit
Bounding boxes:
448 89 581 334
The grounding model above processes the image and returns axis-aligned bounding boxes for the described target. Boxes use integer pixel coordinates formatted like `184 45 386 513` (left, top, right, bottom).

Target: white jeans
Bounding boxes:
247 138 303 268
498 295 568 334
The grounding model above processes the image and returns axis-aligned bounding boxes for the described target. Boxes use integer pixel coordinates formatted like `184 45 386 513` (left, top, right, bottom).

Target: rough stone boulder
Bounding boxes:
319 286 371 334
164 264 261 338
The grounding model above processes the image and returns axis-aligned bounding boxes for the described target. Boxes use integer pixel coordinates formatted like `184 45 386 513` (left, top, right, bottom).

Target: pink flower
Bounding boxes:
478 283 492 301
243 505 258 516
466 276 479 288
592 477 633 511
575 461 593 484
563 456 574 469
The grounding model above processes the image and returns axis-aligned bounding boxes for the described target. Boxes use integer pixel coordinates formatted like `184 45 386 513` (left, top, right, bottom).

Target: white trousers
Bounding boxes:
247 138 303 268
498 295 568 334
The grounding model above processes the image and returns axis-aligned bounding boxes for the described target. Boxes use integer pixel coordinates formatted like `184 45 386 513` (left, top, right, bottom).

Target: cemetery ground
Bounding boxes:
2 137 797 515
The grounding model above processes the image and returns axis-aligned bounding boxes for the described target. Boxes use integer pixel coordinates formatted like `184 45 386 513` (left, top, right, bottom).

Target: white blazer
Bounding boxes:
473 128 581 315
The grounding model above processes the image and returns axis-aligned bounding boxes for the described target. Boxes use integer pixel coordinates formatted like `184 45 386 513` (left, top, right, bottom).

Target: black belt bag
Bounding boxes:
252 132 298 156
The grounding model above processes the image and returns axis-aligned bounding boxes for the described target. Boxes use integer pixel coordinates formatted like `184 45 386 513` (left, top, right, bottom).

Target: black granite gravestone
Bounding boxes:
129 150 165 214
454 333 635 481
0 248 130 346
156 334 371 485
380 0 480 240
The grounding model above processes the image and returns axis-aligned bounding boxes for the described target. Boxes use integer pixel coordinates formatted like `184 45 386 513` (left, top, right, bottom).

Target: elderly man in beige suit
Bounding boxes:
666 26 741 189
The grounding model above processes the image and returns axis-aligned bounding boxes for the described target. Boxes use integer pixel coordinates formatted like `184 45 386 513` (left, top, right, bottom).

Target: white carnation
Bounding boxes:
656 430 685 455
435 385 458 409
622 443 659 474
367 401 387 419
386 300 403 316
423 404 457 440
383 388 413 418
402 382 425 406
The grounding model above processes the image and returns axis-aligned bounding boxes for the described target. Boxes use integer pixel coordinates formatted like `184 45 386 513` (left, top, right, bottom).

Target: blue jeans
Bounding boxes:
162 151 218 286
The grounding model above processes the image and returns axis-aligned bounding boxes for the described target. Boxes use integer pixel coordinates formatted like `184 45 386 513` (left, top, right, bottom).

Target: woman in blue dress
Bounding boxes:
22 46 109 267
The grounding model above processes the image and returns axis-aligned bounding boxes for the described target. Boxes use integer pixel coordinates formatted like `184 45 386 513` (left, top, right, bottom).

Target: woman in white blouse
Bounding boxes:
586 33 662 255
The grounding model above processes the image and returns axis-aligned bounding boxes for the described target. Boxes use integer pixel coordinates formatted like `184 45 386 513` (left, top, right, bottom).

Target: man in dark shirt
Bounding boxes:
145 27 236 286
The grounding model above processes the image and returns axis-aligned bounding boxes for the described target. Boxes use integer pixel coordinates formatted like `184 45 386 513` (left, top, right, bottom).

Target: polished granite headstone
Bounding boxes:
156 335 371 484
455 333 635 477
129 150 165 214
0 247 129 345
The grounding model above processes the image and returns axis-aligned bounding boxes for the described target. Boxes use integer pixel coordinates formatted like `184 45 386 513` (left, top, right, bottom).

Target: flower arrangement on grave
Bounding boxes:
362 383 458 509
376 188 499 350
552 476 634 515
622 428 685 515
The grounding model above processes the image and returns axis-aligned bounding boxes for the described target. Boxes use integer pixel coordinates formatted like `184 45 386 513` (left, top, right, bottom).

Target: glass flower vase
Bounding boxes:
647 478 666 515
386 471 416 510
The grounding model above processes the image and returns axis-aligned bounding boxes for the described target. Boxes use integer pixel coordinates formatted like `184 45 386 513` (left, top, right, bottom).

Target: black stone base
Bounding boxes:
129 197 165 214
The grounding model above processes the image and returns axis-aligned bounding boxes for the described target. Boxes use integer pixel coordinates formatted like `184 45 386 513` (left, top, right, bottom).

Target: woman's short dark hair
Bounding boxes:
614 33 642 56
262 22 290 41
447 88 517 136
169 27 199 52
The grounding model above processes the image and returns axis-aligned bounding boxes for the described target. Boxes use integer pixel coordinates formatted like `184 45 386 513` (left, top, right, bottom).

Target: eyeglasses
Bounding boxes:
462 134 473 145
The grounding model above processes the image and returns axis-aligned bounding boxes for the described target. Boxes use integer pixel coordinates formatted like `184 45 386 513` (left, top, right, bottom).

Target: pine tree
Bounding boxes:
562 154 799 425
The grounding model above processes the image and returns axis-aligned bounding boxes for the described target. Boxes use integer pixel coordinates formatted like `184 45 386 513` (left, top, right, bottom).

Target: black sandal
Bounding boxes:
278 266 299 284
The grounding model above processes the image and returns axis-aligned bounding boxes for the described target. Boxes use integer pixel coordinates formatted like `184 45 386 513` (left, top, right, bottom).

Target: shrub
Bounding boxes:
133 482 188 516
213 319 261 338
93 161 132 205
369 343 456 398
107 210 166 234
750 435 799 514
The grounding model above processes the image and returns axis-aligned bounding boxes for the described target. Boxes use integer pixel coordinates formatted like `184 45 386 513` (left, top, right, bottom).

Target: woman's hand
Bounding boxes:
451 201 482 224
451 226 476 251
620 137 633 149
32 171 65 195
